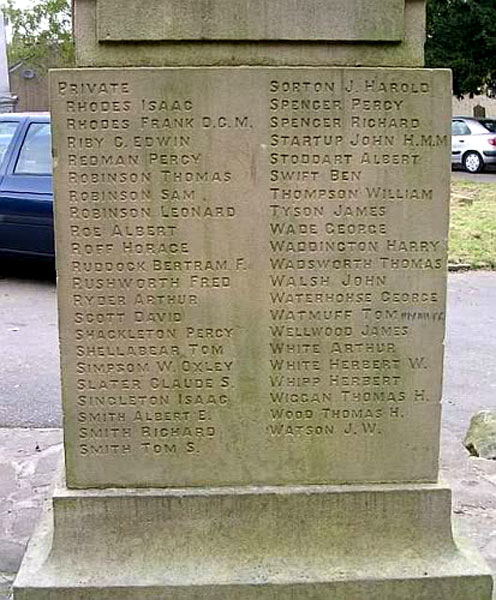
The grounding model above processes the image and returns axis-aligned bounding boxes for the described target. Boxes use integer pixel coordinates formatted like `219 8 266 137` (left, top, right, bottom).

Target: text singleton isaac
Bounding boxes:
51 68 450 487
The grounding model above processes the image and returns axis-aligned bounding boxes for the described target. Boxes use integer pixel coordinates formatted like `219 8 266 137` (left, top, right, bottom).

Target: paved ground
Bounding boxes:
452 165 496 183
441 274 496 589
0 264 495 597
0 261 60 428
0 429 61 574
443 272 496 438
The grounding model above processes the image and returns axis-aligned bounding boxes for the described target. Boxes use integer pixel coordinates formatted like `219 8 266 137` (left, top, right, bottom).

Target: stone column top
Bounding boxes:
74 0 426 67
97 0 405 42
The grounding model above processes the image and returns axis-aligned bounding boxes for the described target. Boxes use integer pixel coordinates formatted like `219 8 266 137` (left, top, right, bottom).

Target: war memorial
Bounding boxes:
14 0 493 597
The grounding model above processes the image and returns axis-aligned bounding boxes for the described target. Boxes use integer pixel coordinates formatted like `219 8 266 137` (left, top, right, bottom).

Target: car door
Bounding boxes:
0 119 25 253
451 119 471 165
0 118 54 258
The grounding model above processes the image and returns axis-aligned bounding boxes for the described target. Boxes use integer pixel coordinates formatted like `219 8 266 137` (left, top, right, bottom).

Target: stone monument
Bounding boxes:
14 0 494 598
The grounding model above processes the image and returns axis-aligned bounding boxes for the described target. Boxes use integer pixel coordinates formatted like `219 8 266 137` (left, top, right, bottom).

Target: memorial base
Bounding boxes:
14 481 493 600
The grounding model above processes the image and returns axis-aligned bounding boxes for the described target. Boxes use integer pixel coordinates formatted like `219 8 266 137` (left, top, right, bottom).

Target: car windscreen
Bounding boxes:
15 122 52 175
0 121 19 167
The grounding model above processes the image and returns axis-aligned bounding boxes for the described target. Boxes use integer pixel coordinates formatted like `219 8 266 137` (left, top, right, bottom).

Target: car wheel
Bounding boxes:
463 151 484 173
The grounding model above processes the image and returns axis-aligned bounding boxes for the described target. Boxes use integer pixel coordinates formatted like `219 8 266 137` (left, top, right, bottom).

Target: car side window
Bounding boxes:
481 120 496 133
14 123 52 175
0 121 19 167
452 121 471 136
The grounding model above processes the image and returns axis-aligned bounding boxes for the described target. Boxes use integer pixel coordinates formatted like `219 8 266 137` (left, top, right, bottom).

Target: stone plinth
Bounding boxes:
13 0 494 597
14 478 493 599
97 0 405 42
75 0 427 67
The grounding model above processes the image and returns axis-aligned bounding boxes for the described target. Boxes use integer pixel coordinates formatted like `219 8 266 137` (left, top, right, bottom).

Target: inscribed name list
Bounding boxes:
51 67 451 488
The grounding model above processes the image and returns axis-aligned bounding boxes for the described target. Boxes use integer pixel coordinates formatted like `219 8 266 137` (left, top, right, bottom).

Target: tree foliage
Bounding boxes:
425 0 496 98
2 0 74 71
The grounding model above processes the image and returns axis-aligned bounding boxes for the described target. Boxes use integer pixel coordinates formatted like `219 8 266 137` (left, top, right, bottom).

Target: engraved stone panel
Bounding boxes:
51 67 451 489
97 0 405 42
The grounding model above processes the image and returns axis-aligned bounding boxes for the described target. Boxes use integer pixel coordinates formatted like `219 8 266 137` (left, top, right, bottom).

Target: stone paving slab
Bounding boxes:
0 429 62 579
0 573 14 600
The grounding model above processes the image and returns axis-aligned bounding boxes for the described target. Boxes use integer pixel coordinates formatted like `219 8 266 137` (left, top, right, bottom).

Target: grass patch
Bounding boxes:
450 180 496 269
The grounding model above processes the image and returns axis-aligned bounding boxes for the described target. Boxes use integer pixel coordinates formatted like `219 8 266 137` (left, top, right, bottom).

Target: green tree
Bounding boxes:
425 0 496 98
2 0 74 71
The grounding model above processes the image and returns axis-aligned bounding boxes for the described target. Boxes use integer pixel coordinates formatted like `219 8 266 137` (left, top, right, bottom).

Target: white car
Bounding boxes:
452 117 496 173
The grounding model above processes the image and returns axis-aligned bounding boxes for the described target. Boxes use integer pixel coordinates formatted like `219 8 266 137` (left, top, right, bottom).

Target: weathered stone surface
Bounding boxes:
0 429 62 574
75 0 426 67
97 0 404 42
15 0 494 596
51 66 450 489
0 573 15 600
13 481 494 599
5 279 496 599
464 411 496 460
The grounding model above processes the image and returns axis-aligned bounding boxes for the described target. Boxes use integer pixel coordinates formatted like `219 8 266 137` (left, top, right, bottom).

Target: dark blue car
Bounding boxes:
0 113 53 259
